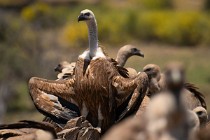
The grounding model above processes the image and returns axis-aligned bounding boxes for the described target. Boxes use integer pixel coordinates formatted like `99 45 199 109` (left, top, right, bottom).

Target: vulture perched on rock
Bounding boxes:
28 9 148 134
142 63 208 128
55 44 144 80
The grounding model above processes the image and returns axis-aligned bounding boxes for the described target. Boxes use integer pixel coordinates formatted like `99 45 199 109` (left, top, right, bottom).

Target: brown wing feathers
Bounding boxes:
116 73 149 122
108 58 129 78
28 77 80 125
184 82 207 109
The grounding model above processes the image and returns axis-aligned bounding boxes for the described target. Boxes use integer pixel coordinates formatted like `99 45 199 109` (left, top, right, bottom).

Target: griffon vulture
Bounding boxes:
145 62 197 140
102 63 200 140
28 9 148 133
142 63 207 127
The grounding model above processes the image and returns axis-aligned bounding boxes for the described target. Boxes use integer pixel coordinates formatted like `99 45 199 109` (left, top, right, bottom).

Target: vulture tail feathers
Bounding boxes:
184 82 207 109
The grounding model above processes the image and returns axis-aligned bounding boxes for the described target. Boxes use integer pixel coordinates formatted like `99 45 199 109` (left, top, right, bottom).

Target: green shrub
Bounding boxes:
21 2 67 28
7 82 34 112
141 0 172 9
98 13 128 44
136 11 210 46
60 22 88 47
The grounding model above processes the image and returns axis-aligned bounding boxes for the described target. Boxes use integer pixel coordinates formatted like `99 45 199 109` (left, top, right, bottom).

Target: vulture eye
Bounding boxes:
132 48 138 52
145 68 152 72
84 13 90 16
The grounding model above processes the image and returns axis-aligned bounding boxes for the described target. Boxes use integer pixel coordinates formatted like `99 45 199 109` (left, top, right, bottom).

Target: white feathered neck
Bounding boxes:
79 13 105 60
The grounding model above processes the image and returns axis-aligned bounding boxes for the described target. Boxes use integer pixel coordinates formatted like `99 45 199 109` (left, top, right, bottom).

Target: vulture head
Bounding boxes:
143 64 161 94
143 64 161 80
193 106 208 127
119 45 144 58
116 45 144 67
78 9 95 22
164 62 185 91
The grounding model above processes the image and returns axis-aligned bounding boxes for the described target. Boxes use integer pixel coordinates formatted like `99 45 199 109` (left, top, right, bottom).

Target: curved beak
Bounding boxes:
135 50 144 58
78 13 87 22
54 64 62 72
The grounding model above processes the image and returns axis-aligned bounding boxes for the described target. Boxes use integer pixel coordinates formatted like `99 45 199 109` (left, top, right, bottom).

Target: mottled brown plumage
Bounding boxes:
29 77 80 126
73 56 148 132
0 120 57 140
55 61 76 80
102 71 201 140
57 116 100 140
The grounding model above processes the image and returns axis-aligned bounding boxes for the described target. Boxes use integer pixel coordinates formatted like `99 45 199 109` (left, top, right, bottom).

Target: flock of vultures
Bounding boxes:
0 9 210 140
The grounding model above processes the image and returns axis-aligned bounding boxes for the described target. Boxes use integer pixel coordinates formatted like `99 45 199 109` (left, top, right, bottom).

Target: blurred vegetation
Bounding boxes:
0 0 210 122
141 0 172 9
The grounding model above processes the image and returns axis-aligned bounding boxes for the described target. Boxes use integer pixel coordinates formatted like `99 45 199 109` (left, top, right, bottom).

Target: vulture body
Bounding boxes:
103 63 200 140
142 63 207 127
29 9 148 134
74 9 148 132
0 120 57 140
143 62 197 140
